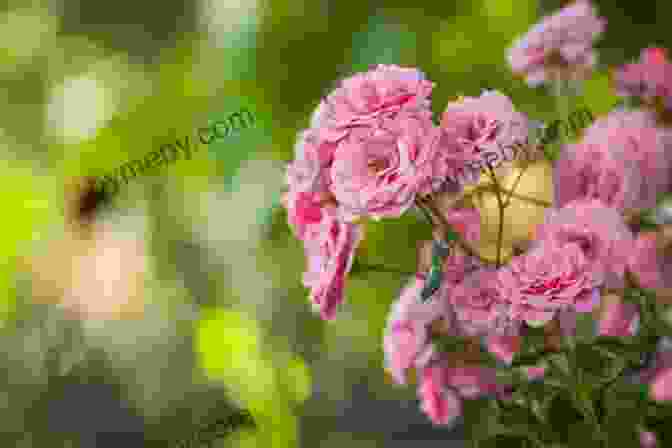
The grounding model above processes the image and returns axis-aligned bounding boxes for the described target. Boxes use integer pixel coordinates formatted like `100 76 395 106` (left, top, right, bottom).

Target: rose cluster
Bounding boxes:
282 64 530 320
282 1 672 444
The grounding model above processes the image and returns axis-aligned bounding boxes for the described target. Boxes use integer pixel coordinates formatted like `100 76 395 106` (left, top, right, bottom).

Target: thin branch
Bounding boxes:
484 164 505 268
472 183 552 208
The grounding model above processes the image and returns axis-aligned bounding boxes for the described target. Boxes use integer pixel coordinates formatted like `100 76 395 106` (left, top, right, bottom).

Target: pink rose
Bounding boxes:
383 275 448 384
449 268 520 336
597 294 639 337
628 232 666 291
435 91 529 185
640 429 658 448
535 198 635 289
651 366 672 402
329 109 440 220
554 110 672 214
302 206 362 320
314 64 434 129
419 366 462 426
525 366 547 381
506 0 606 86
498 241 603 325
284 130 338 240
417 364 499 426
615 47 672 112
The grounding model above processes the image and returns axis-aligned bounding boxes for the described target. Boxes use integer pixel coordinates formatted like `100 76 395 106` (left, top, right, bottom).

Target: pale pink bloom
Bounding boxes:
497 241 603 325
383 275 448 384
449 268 520 336
535 198 635 289
302 206 362 320
485 335 522 365
615 47 672 111
419 366 462 426
314 64 434 130
284 130 337 240
417 364 500 426
435 91 529 184
597 297 639 337
286 130 329 192
651 367 672 402
442 366 500 398
640 429 658 448
506 0 606 86
554 110 672 214
525 366 547 380
329 108 441 220
628 233 666 291
443 207 481 244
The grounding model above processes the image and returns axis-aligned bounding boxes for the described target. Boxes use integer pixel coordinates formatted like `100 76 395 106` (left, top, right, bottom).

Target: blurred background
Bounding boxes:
0 0 668 446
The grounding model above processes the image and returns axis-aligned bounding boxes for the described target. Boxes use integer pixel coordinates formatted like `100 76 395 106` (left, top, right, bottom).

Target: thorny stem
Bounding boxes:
484 164 505 268
502 150 533 208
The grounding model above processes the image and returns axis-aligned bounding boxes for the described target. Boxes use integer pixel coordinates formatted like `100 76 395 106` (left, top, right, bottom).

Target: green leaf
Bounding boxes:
546 392 585 445
479 434 532 448
461 397 500 443
575 342 627 385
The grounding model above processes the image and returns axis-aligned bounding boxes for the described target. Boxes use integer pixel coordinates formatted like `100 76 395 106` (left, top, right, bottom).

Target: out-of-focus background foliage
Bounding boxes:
0 0 667 446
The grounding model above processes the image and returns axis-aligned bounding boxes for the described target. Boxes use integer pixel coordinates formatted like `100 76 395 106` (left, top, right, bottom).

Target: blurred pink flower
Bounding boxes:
329 108 441 220
554 110 672 214
628 232 666 291
525 366 547 381
435 91 529 184
640 429 658 448
597 294 639 337
535 198 635 289
383 275 448 384
498 240 603 325
506 0 606 86
615 47 672 111
418 364 500 426
302 206 362 320
651 366 672 402
449 268 520 336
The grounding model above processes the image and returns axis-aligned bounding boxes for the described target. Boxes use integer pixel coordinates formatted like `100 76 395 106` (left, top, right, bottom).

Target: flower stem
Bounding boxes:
484 164 505 268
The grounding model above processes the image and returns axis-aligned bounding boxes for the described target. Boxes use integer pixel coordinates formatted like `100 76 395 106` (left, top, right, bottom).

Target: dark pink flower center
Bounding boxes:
521 271 578 295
